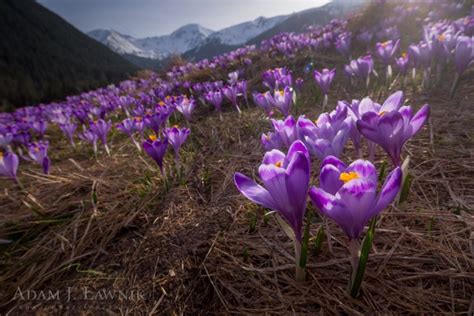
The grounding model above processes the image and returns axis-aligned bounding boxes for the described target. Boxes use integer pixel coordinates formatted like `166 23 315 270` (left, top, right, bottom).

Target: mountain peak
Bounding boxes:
171 24 214 38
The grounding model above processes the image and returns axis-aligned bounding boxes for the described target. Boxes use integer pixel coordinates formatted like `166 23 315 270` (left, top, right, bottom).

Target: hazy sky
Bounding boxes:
38 0 331 38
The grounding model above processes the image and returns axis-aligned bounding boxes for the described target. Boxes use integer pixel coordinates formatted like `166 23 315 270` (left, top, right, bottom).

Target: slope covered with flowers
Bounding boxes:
0 0 473 313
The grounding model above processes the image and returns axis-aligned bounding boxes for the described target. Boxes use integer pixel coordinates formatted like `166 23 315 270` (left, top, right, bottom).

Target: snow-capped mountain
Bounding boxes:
207 15 288 46
88 24 215 60
88 15 289 61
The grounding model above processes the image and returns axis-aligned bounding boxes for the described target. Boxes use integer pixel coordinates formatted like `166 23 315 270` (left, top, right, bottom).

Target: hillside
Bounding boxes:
0 0 139 109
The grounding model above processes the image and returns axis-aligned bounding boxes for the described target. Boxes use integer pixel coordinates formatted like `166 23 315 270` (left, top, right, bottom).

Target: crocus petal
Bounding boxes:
373 167 402 216
380 91 403 113
408 104 430 137
234 172 277 210
320 164 343 195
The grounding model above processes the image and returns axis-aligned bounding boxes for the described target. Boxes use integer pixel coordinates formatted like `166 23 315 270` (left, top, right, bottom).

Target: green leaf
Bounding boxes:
313 225 325 256
350 217 376 298
378 160 387 182
299 210 313 269
398 173 412 205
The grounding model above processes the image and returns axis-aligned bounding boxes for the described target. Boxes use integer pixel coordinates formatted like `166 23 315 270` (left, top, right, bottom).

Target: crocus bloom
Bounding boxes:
59 122 77 147
27 141 50 174
116 118 136 137
261 115 298 150
268 86 293 116
144 112 166 134
205 90 224 112
143 135 168 174
223 85 241 113
175 96 197 121
234 140 310 242
314 68 336 103
31 120 48 138
0 133 13 149
0 151 19 182
309 156 402 240
314 68 336 95
356 91 430 166
79 129 98 156
164 126 190 161
300 104 351 160
89 119 112 147
395 53 410 75
375 39 400 65
252 92 272 116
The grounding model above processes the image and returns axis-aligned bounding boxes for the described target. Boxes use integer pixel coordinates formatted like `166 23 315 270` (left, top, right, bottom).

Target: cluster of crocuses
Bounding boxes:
235 91 429 294
252 67 297 117
0 0 469 185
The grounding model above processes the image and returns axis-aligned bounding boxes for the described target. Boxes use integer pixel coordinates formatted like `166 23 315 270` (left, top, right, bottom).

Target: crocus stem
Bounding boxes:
365 76 370 95
322 94 328 112
349 217 377 298
450 73 460 99
132 137 142 152
104 144 111 156
386 65 392 88
294 240 306 282
349 239 361 283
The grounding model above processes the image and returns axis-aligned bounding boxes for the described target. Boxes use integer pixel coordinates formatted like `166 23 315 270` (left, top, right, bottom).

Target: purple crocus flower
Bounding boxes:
376 39 400 65
31 120 48 138
261 115 297 150
144 112 166 134
205 90 224 112
79 129 98 156
234 140 310 242
0 151 19 182
143 135 168 174
175 96 197 121
396 52 410 87
0 133 13 149
59 122 77 147
356 91 430 166
116 118 142 151
164 126 190 161
300 104 351 160
314 68 336 97
309 156 402 240
268 86 293 116
252 92 272 116
27 141 50 174
89 119 112 155
223 85 241 114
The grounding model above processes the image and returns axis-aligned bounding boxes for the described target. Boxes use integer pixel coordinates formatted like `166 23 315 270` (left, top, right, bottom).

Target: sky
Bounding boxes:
37 0 331 38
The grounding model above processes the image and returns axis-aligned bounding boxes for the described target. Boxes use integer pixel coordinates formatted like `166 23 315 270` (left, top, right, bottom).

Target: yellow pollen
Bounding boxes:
402 52 407 58
381 40 390 48
0 152 3 160
275 161 283 168
379 111 387 116
438 34 445 42
135 116 142 122
165 96 171 100
173 125 179 128
34 147 40 153
158 101 165 107
339 172 359 183
149 134 157 141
